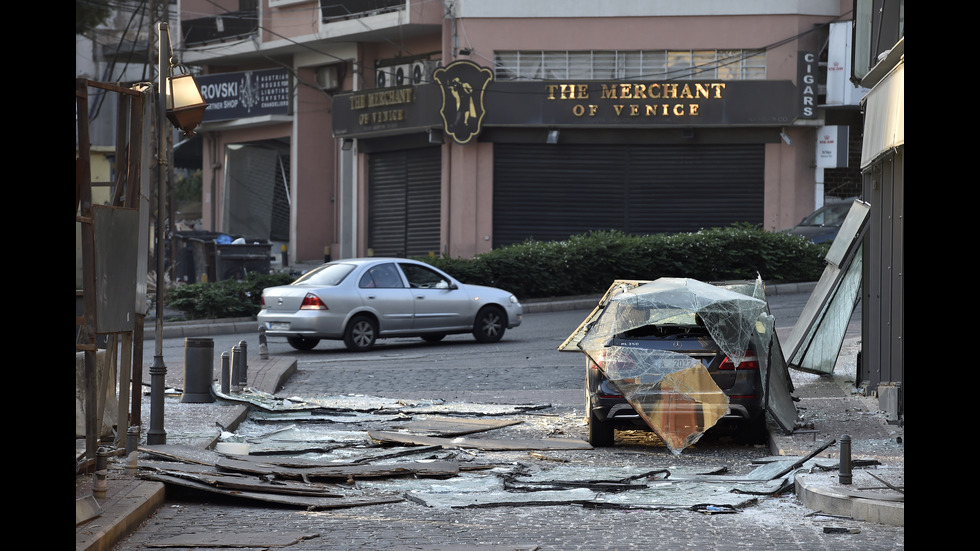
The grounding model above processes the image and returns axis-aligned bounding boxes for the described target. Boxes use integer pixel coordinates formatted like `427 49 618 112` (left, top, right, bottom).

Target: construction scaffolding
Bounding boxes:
75 78 153 464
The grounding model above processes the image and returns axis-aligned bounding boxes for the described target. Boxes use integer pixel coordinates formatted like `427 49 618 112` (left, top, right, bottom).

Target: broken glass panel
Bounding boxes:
787 244 864 374
578 278 768 368
784 200 869 375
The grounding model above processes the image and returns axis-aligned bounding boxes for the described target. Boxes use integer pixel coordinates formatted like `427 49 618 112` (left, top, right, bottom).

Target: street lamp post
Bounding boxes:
147 21 171 445
147 22 209 445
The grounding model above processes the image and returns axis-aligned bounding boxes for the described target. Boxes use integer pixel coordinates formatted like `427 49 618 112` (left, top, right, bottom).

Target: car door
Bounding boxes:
398 262 472 331
355 262 414 332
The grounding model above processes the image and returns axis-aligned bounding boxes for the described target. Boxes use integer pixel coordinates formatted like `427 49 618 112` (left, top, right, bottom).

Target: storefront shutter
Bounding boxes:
368 147 441 257
493 143 763 248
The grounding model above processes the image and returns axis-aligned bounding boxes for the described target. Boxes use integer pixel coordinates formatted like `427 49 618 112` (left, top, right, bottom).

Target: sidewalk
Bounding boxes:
75 354 296 551
76 292 903 551
770 340 904 527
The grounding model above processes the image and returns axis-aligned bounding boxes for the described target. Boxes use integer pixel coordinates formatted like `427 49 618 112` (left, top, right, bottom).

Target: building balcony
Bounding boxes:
181 1 439 66
182 9 258 47
320 0 404 23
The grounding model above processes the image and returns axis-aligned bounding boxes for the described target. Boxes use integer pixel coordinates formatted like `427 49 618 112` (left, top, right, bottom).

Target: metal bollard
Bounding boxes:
231 345 243 391
93 447 109 498
259 327 269 359
126 426 140 471
839 435 852 484
220 351 231 394
238 340 248 387
181 337 215 403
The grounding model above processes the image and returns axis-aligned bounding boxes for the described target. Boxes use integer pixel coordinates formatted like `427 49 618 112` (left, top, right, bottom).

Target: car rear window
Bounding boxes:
801 202 851 226
292 263 355 286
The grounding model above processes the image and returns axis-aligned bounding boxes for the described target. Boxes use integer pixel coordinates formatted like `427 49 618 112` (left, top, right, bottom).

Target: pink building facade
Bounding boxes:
180 1 860 263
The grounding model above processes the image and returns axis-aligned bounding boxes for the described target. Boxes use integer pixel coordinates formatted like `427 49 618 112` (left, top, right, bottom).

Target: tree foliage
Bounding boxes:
77 0 113 35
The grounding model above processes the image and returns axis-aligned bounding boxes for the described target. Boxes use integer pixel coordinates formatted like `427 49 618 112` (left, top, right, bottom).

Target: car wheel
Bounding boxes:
472 306 506 343
588 407 615 447
344 315 378 352
421 334 446 343
286 336 320 351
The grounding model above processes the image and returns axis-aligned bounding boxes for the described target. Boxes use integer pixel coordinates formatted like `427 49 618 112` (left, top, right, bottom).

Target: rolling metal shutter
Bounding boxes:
493 143 764 247
368 147 441 257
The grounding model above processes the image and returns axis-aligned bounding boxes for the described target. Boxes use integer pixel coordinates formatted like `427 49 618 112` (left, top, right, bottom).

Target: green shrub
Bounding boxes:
166 225 828 318
422 225 828 299
166 271 294 320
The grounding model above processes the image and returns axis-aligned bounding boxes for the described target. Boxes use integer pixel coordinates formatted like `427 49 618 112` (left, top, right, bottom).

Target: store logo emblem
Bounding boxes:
433 61 493 145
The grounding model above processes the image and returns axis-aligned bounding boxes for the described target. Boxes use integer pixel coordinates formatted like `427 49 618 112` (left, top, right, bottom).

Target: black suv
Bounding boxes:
585 320 767 447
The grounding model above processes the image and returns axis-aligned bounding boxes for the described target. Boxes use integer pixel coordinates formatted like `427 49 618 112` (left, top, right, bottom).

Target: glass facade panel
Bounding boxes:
495 50 765 81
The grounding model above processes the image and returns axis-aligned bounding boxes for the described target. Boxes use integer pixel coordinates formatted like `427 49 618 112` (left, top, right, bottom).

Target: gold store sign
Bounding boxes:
350 87 415 126
545 82 727 118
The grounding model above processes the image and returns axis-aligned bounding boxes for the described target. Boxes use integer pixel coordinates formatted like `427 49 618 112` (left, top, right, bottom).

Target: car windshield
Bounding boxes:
800 202 851 227
292 263 356 286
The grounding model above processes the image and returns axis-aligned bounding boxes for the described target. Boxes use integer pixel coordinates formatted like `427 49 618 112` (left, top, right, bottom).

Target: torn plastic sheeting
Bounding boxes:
579 278 768 367
597 348 730 453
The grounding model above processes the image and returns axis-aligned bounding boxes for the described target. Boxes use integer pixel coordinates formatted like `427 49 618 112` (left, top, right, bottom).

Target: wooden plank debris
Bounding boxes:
139 462 344 497
216 455 462 480
388 417 523 436
143 472 403 510
139 444 222 465
368 431 592 451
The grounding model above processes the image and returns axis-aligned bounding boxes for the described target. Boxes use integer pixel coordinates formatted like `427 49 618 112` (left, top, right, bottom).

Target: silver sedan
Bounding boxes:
257 258 523 351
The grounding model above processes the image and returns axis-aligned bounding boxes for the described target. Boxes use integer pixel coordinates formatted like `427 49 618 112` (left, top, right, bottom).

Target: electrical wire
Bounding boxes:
84 3 857 109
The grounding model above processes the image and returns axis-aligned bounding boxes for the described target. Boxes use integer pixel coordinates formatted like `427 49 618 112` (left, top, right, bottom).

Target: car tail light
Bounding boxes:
719 350 759 370
588 350 606 370
300 293 328 310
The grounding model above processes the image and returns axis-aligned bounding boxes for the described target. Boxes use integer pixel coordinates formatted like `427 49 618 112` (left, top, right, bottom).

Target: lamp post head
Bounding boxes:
166 70 208 137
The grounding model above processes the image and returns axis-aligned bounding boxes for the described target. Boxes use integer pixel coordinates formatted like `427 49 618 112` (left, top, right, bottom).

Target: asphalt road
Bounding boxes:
142 290 824 386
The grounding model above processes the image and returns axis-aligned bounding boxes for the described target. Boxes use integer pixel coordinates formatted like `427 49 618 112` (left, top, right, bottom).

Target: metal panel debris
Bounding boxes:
368 431 593 451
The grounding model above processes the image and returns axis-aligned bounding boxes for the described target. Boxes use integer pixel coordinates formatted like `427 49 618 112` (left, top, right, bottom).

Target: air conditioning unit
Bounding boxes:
377 64 411 88
411 60 441 85
392 64 411 86
315 65 339 90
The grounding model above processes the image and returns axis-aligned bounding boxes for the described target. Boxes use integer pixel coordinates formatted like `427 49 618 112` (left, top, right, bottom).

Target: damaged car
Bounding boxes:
585 314 767 448
561 277 795 454
258 258 523 352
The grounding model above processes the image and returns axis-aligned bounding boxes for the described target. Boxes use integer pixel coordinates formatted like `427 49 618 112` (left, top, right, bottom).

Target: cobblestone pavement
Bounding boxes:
115 487 903 550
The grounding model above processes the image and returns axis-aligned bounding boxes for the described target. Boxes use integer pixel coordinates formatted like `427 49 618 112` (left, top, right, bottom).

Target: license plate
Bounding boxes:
269 322 290 330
